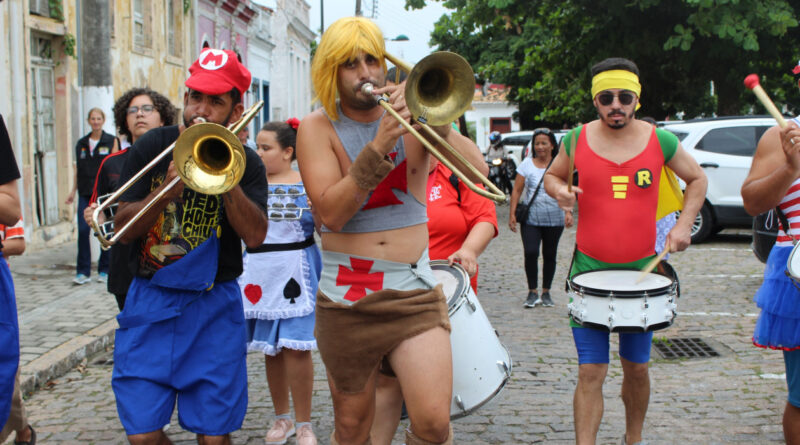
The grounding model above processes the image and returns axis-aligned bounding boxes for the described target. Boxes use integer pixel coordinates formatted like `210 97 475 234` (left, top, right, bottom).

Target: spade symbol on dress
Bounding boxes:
283 278 301 304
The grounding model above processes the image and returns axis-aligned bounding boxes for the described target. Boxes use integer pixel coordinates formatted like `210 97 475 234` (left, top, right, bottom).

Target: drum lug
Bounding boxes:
641 314 648 327
608 314 615 327
454 395 466 414
497 360 511 377
467 298 476 312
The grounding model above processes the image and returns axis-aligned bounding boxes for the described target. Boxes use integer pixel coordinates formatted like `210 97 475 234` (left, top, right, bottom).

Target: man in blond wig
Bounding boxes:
297 16 486 445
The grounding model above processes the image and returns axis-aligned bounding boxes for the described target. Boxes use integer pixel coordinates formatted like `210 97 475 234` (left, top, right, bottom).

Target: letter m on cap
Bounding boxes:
199 49 228 70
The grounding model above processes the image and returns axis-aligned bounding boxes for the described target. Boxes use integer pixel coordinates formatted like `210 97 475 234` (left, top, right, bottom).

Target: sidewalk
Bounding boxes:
10 241 119 394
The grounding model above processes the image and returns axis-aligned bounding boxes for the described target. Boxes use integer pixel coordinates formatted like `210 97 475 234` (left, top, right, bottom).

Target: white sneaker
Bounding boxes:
73 274 90 285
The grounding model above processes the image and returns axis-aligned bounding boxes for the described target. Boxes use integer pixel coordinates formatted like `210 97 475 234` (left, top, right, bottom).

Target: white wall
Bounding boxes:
465 101 520 152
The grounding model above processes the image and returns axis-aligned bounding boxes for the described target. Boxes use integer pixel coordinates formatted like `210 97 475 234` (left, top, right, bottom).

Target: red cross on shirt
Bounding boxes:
336 257 385 302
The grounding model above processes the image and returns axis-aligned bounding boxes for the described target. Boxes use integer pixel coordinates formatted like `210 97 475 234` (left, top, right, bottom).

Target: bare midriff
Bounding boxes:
321 223 428 263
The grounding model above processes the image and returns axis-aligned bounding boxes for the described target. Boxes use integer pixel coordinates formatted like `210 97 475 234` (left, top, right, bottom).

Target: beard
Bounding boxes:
603 109 634 130
340 79 381 110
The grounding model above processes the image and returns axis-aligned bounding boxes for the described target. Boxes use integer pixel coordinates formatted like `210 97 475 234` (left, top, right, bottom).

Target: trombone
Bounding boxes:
362 51 507 203
90 101 264 249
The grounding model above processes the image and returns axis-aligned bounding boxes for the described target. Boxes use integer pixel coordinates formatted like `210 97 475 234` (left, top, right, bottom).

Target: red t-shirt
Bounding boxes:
426 162 498 292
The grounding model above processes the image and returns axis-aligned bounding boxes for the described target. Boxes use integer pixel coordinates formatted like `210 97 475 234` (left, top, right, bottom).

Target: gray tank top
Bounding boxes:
320 103 427 233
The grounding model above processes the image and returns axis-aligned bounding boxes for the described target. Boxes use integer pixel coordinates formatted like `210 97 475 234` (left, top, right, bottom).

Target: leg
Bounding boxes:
520 225 543 291
0 369 30 443
540 225 564 291
619 358 649 444
618 331 654 444
265 352 291 416
388 327 452 443
98 246 110 275
128 430 173 445
196 434 231 445
328 367 378 445
784 402 800 445
371 373 404 445
76 195 91 277
784 349 800 445
283 349 315 422
571 327 611 445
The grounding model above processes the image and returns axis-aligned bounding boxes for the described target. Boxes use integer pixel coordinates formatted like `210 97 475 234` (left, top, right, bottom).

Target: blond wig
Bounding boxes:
311 17 386 120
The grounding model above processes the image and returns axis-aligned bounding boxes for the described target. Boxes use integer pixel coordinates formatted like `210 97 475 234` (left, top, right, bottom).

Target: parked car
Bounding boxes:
660 116 777 243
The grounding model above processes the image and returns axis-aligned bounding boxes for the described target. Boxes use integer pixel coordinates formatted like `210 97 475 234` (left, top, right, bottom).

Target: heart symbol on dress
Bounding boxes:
244 284 262 304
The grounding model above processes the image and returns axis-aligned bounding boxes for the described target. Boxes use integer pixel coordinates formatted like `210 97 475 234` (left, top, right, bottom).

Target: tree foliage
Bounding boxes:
406 0 800 126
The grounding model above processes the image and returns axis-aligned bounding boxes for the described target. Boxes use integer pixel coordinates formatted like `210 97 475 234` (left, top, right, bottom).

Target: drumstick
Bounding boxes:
567 131 575 192
744 74 788 128
636 242 670 284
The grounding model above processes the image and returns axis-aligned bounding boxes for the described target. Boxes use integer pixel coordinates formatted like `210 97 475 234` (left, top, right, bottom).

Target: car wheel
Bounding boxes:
689 204 714 243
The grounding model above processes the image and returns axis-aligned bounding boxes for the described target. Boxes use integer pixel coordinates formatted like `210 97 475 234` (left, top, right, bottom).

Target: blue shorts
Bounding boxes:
786 349 800 408
112 278 247 436
572 327 654 364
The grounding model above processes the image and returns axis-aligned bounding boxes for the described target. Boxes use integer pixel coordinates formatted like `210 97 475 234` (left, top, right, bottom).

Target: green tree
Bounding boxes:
407 0 800 124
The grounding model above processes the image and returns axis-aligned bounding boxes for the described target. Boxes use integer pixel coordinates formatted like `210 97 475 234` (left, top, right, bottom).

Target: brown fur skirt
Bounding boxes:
315 286 450 393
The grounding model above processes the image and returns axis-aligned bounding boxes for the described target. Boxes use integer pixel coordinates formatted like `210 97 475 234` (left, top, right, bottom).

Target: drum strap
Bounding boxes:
776 206 796 243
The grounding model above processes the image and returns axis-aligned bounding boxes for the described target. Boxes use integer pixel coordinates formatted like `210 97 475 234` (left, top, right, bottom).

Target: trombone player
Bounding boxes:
110 48 268 445
297 17 487 445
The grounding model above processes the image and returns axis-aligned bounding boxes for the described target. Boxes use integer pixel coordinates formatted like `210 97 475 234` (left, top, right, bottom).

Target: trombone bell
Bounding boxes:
401 51 475 127
173 122 246 195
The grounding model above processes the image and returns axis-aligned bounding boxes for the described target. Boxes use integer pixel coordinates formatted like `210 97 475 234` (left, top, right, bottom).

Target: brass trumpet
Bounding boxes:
362 51 507 203
90 101 264 249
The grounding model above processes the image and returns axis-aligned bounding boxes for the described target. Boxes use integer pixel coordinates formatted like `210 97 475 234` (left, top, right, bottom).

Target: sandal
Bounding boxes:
265 417 295 445
14 425 36 445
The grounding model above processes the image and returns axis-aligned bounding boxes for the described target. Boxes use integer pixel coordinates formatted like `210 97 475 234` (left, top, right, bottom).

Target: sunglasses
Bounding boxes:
596 91 636 106
126 104 156 115
533 128 552 137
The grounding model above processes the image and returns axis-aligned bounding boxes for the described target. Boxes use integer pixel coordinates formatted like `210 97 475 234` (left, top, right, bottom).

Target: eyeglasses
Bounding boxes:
533 128 552 136
596 91 636 106
126 104 156 115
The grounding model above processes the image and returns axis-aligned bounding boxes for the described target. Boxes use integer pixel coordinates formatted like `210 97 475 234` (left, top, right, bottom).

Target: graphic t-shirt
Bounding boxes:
118 125 269 282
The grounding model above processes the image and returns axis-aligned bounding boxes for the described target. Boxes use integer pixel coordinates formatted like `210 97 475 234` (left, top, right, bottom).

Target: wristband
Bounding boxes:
348 143 394 190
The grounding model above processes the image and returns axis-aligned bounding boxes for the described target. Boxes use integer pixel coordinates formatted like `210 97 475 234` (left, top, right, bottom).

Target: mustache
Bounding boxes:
607 110 626 117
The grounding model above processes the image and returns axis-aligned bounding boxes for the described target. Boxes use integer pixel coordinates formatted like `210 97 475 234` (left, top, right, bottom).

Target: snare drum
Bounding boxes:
430 260 512 419
567 269 678 332
786 243 800 283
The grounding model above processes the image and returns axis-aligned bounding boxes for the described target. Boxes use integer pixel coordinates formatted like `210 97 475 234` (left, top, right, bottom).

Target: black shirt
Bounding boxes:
91 149 133 297
0 115 21 185
118 125 269 282
75 131 117 196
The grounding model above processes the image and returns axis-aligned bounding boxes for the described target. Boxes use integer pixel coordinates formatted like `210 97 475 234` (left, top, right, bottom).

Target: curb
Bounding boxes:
19 318 118 395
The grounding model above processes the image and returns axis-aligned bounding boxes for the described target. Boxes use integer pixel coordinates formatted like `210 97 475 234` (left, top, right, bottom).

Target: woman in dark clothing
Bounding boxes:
66 108 118 285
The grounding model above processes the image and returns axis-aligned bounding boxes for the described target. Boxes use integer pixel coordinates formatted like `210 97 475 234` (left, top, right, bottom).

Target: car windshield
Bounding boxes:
664 129 689 141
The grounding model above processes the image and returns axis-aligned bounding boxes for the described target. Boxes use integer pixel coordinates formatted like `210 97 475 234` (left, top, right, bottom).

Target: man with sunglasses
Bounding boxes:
544 57 707 445
741 60 800 445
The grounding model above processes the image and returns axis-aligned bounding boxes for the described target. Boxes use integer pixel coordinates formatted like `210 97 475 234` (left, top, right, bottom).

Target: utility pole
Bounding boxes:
320 0 324 34
355 0 362 16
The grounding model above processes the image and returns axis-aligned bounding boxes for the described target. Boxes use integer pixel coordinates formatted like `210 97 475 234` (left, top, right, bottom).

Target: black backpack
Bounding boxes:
751 207 788 263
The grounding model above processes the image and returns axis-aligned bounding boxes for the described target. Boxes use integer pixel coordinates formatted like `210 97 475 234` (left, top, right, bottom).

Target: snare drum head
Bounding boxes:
430 260 469 308
571 269 673 296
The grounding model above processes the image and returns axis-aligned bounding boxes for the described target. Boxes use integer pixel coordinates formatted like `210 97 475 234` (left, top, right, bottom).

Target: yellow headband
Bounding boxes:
591 69 642 110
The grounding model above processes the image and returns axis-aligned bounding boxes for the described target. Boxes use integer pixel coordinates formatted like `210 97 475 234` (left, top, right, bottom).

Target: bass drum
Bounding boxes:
430 260 512 419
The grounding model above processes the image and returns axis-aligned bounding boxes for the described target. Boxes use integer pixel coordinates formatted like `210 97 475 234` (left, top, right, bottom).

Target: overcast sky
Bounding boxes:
306 0 453 64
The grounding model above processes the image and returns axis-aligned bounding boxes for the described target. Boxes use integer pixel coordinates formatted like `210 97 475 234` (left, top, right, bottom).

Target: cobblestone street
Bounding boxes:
2 207 788 444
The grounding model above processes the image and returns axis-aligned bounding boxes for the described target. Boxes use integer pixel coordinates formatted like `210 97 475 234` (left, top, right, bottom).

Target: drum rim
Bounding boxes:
430 259 470 309
450 344 512 420
570 268 675 298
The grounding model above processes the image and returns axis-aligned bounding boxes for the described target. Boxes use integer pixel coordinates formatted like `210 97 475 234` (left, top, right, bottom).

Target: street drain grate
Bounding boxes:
653 337 719 359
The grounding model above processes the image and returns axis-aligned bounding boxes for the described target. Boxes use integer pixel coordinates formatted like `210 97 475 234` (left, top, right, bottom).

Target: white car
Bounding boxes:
661 116 776 242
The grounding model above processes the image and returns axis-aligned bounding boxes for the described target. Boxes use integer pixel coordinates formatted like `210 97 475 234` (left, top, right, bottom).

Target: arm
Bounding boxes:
0 180 21 227
222 185 267 248
544 142 583 211
1 237 25 256
508 174 525 232
297 96 409 232
66 163 77 204
741 123 800 215
665 143 708 252
448 221 495 276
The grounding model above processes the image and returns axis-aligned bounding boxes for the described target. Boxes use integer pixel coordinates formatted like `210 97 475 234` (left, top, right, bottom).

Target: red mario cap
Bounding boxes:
186 48 251 96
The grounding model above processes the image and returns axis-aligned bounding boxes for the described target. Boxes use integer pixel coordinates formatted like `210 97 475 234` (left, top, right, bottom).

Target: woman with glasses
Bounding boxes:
238 119 320 445
509 128 573 308
83 88 176 310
